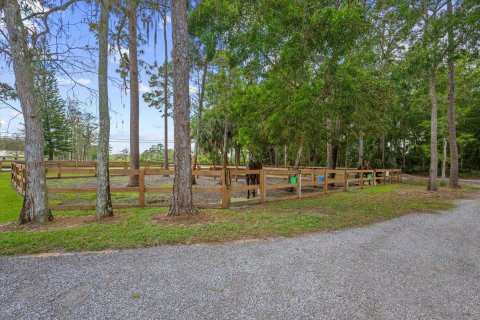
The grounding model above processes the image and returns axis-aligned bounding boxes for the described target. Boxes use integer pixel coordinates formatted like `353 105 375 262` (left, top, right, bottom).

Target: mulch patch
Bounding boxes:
0 213 130 232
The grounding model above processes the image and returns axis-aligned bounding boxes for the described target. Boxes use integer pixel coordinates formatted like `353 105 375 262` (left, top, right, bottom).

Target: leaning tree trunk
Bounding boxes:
293 144 303 170
427 69 438 192
163 7 169 171
192 62 208 185
128 3 140 187
96 0 113 218
168 0 195 216
447 0 460 188
3 0 52 224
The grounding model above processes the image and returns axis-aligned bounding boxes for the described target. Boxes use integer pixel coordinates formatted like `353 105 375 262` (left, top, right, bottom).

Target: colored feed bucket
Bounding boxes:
367 174 374 178
290 176 297 184
317 176 325 183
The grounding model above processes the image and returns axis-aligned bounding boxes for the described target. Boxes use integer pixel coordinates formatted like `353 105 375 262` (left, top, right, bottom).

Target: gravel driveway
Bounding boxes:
1 196 479 320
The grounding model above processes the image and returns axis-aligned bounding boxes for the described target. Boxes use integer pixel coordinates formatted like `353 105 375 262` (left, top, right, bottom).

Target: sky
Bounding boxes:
0 2 190 154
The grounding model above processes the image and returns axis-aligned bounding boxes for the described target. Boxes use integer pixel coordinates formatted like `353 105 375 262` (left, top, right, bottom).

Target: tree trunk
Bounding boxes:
327 142 332 168
96 0 113 218
163 7 169 171
274 145 279 167
358 132 364 167
441 132 447 187
4 0 52 224
128 3 140 187
427 69 438 191
402 138 406 169
447 0 460 188
222 112 228 170
192 62 207 184
345 130 349 168
329 117 340 170
168 0 195 216
381 133 385 168
235 145 241 166
293 144 303 170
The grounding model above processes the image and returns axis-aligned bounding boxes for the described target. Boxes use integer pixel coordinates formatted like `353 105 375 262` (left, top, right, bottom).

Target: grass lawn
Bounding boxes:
0 171 476 256
0 173 24 223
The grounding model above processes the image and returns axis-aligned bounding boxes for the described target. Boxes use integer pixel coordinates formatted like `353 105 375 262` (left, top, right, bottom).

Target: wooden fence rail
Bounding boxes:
8 161 402 211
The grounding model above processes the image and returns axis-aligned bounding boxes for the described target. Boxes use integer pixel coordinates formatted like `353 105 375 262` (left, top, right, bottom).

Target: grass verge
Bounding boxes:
0 175 476 255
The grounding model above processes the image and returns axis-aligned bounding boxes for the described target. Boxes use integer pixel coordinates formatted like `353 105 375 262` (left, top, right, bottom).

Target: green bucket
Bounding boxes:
367 174 373 178
290 176 297 184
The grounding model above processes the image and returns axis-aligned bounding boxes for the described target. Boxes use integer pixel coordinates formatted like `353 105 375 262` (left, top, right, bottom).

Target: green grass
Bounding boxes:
0 178 475 255
0 173 23 223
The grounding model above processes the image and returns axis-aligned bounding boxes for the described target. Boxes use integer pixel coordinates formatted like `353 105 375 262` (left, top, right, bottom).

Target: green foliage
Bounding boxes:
141 143 164 162
33 61 73 159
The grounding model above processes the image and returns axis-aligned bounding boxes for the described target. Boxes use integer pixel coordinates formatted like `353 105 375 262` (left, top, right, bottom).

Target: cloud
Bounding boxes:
57 77 92 86
0 119 6 127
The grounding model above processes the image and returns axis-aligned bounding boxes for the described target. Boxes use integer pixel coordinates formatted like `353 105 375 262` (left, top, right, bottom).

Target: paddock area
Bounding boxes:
7 161 402 210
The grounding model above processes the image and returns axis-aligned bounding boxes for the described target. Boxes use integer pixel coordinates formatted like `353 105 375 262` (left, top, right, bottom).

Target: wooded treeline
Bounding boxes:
187 0 480 191
0 0 479 223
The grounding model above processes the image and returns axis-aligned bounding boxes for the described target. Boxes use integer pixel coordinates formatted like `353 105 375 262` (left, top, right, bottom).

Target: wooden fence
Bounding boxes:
9 161 402 211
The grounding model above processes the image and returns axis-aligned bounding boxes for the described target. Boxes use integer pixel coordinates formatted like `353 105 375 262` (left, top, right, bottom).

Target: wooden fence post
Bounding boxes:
22 166 26 195
324 168 328 193
260 169 266 203
297 171 302 198
139 169 145 207
373 170 376 187
360 170 364 189
57 163 61 179
221 169 231 209
344 169 348 191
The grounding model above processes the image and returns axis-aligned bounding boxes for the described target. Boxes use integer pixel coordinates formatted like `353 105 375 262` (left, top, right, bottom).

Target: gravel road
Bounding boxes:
1 196 479 320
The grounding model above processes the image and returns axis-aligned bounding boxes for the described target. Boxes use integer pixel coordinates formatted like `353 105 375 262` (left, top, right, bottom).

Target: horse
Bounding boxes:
245 161 262 199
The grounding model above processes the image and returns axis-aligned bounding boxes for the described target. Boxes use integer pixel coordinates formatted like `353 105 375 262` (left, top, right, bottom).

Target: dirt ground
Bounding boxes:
45 173 348 207
0 213 131 232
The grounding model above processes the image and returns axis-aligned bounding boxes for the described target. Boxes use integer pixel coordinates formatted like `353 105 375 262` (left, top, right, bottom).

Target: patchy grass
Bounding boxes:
0 173 23 223
0 180 476 255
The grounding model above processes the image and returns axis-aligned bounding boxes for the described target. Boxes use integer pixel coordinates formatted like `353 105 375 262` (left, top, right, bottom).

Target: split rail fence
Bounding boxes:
9 161 402 211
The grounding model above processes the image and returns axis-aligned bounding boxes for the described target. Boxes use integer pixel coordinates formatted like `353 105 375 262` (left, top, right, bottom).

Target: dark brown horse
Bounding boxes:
246 161 262 199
